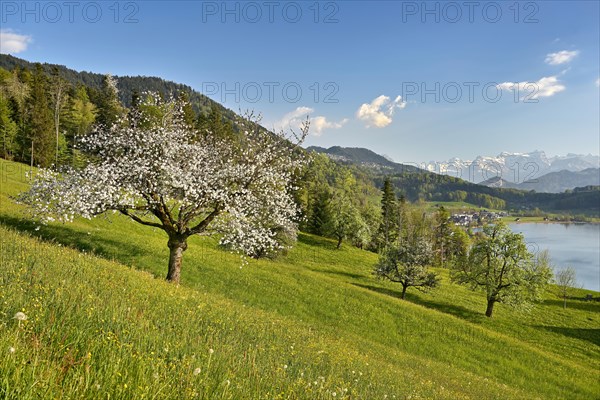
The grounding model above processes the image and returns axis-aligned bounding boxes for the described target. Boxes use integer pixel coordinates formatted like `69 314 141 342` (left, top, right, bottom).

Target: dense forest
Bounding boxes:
0 54 237 120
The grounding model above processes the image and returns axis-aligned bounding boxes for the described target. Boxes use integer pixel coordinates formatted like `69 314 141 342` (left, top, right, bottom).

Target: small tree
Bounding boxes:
327 192 363 249
451 223 552 317
375 236 438 299
19 95 308 284
555 266 579 309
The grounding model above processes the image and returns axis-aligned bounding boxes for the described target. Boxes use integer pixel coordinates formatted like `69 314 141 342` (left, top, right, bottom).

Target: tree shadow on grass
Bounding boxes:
542 299 600 313
297 233 339 251
535 326 600 347
0 213 147 266
314 269 365 281
353 282 485 323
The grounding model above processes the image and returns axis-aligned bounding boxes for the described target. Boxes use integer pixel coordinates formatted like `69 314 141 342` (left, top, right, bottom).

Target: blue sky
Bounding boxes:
1 1 598 163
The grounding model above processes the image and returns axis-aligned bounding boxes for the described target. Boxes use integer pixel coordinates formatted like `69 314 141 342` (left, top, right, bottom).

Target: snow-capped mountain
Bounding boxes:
424 151 600 184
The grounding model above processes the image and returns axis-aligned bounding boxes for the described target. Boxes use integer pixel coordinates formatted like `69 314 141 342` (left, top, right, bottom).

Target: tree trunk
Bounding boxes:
401 284 407 299
336 236 342 249
485 298 495 317
563 296 567 309
166 236 188 284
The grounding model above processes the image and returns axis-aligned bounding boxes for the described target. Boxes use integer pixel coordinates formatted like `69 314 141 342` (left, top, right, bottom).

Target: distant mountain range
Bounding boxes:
423 151 600 185
481 168 600 193
309 146 600 194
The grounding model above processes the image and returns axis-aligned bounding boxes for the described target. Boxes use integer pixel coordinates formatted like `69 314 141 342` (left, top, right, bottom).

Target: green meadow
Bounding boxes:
1 158 599 399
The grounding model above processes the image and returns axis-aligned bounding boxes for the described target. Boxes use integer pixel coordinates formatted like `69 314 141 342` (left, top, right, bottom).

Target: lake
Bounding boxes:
508 223 600 292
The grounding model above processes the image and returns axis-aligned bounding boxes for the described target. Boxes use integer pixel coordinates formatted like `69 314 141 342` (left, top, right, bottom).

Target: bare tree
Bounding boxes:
555 266 579 309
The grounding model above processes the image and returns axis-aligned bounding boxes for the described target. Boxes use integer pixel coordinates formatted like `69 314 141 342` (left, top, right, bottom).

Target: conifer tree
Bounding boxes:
378 177 398 248
26 64 54 167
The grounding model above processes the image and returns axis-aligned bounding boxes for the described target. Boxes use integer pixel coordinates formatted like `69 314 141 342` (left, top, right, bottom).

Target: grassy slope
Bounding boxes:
1 159 599 399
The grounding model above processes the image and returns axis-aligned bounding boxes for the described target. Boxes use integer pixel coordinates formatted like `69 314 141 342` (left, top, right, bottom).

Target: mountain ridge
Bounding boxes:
423 151 600 184
481 168 600 193
0 54 236 121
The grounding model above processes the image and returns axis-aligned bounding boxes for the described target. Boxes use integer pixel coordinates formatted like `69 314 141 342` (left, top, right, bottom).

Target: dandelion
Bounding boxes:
14 312 27 321
95 384 101 390
283 364 288 369
208 348 214 354
193 368 202 376
8 347 15 353
332 392 337 397
225 380 230 386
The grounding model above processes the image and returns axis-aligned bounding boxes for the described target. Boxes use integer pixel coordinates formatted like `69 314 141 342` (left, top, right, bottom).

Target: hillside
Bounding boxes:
0 54 236 120
306 146 423 174
1 158 599 399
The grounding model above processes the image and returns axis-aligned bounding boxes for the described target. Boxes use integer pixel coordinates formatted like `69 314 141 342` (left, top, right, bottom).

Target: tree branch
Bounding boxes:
187 207 221 235
119 209 164 229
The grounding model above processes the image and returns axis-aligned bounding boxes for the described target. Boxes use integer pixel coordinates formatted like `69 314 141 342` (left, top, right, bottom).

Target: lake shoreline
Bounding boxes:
501 217 600 225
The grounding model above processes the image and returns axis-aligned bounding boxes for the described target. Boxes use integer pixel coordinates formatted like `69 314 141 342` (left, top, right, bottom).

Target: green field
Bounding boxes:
1 159 599 399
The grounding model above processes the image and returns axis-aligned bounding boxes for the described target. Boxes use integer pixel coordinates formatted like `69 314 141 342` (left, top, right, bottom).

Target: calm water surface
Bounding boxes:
509 223 600 292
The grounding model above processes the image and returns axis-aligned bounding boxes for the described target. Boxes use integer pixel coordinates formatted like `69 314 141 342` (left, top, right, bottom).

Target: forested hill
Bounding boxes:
307 146 423 174
309 147 600 214
0 54 235 119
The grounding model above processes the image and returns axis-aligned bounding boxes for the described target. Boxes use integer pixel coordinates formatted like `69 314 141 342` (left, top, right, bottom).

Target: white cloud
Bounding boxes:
273 106 347 137
596 78 600 88
0 30 32 54
545 50 579 65
356 95 406 128
310 116 348 136
497 76 565 100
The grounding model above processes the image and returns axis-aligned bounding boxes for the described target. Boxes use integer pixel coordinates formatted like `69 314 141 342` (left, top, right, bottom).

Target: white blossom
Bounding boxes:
19 94 309 279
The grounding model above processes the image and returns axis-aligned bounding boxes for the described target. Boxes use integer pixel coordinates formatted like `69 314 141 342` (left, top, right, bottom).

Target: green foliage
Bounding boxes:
326 191 364 249
451 223 553 317
378 177 398 247
65 85 97 137
26 64 54 167
299 152 380 248
197 106 236 142
433 206 470 268
0 92 18 158
375 209 440 299
376 235 439 299
93 74 125 127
